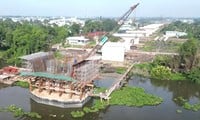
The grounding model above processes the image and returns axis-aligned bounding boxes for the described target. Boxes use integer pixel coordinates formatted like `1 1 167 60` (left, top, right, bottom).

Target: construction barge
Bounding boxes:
18 51 99 108
21 72 94 108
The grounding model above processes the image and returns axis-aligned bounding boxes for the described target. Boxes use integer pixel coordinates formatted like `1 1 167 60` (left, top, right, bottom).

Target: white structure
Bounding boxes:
66 36 90 46
113 24 164 48
102 42 125 62
165 31 187 38
113 33 140 50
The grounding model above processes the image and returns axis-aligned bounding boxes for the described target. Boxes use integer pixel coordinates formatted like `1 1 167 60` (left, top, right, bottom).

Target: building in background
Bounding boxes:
165 31 187 38
102 42 125 62
66 36 90 46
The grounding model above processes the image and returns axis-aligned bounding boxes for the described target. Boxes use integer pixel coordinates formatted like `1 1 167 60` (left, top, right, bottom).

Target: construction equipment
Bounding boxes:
71 3 139 78
87 3 139 58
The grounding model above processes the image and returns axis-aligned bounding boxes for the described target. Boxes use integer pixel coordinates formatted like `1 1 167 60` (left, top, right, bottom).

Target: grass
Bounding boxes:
0 104 41 119
170 73 187 81
139 40 183 53
71 86 163 118
14 81 29 88
115 67 127 74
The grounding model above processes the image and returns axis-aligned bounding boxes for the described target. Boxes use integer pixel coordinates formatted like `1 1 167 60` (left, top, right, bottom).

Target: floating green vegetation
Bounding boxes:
176 109 182 113
115 67 127 74
83 107 99 113
71 86 163 118
109 87 163 107
24 112 42 119
174 97 200 112
0 105 41 119
70 111 85 118
14 81 29 88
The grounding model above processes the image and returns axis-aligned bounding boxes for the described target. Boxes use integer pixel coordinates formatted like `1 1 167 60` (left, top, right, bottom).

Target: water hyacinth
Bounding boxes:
0 105 41 119
174 97 200 112
71 86 163 118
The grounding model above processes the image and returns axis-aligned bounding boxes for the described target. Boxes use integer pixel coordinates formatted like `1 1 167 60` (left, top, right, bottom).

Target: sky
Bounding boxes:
0 0 199 18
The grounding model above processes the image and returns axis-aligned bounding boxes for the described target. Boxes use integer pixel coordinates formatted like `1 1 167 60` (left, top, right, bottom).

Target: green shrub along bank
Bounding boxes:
0 105 41 119
133 63 186 81
71 86 163 118
187 67 200 84
14 81 29 88
115 67 127 74
150 66 186 81
174 97 200 112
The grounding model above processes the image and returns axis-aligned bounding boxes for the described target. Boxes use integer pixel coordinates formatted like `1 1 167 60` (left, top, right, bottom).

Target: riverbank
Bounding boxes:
132 63 187 81
0 75 200 120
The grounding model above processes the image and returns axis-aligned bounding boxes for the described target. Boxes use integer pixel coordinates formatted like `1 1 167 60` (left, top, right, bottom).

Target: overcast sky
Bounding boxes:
0 0 199 18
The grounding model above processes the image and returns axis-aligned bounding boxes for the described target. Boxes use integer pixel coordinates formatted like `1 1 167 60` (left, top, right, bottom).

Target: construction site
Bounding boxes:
0 3 140 108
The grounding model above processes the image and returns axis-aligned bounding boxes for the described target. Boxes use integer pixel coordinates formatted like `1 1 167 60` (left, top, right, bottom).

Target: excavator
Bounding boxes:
71 3 139 78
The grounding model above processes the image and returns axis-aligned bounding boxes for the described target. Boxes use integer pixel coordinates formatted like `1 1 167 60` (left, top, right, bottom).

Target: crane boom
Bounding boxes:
87 3 139 57
71 3 139 78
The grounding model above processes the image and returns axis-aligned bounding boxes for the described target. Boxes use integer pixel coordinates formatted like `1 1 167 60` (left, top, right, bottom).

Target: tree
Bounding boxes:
102 19 117 32
179 39 198 71
70 23 81 35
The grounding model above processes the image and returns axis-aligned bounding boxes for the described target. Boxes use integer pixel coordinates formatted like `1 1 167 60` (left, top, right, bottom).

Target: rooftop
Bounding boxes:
20 72 76 82
67 36 89 41
19 52 52 61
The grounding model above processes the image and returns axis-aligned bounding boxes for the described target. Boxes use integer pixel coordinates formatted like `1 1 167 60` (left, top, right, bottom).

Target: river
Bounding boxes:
0 76 200 120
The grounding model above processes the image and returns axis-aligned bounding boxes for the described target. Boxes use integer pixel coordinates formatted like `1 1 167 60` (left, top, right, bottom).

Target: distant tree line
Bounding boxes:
0 18 118 67
161 21 200 39
83 19 117 33
0 19 70 66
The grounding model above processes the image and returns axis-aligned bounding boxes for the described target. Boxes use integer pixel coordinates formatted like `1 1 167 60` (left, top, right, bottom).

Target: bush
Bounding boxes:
187 67 200 84
150 66 172 80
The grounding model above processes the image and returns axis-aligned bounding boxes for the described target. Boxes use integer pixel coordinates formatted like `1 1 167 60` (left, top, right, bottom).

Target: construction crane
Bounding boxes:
71 3 139 78
87 3 139 57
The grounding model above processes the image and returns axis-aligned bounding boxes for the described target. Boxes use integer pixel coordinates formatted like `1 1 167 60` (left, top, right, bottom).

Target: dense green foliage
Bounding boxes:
69 23 81 35
71 86 163 118
14 81 29 88
187 68 200 84
174 97 200 112
83 19 117 33
150 66 172 80
133 60 186 81
0 104 41 119
179 39 199 71
0 19 69 66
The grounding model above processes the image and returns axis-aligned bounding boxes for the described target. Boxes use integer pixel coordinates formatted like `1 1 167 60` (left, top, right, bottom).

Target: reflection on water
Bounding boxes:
30 99 100 120
0 75 200 120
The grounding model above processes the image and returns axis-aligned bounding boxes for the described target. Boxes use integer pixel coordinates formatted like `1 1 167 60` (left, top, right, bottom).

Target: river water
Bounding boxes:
0 76 200 120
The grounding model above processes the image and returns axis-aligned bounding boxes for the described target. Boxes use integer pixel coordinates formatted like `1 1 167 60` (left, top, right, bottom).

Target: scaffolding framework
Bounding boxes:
73 60 99 82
